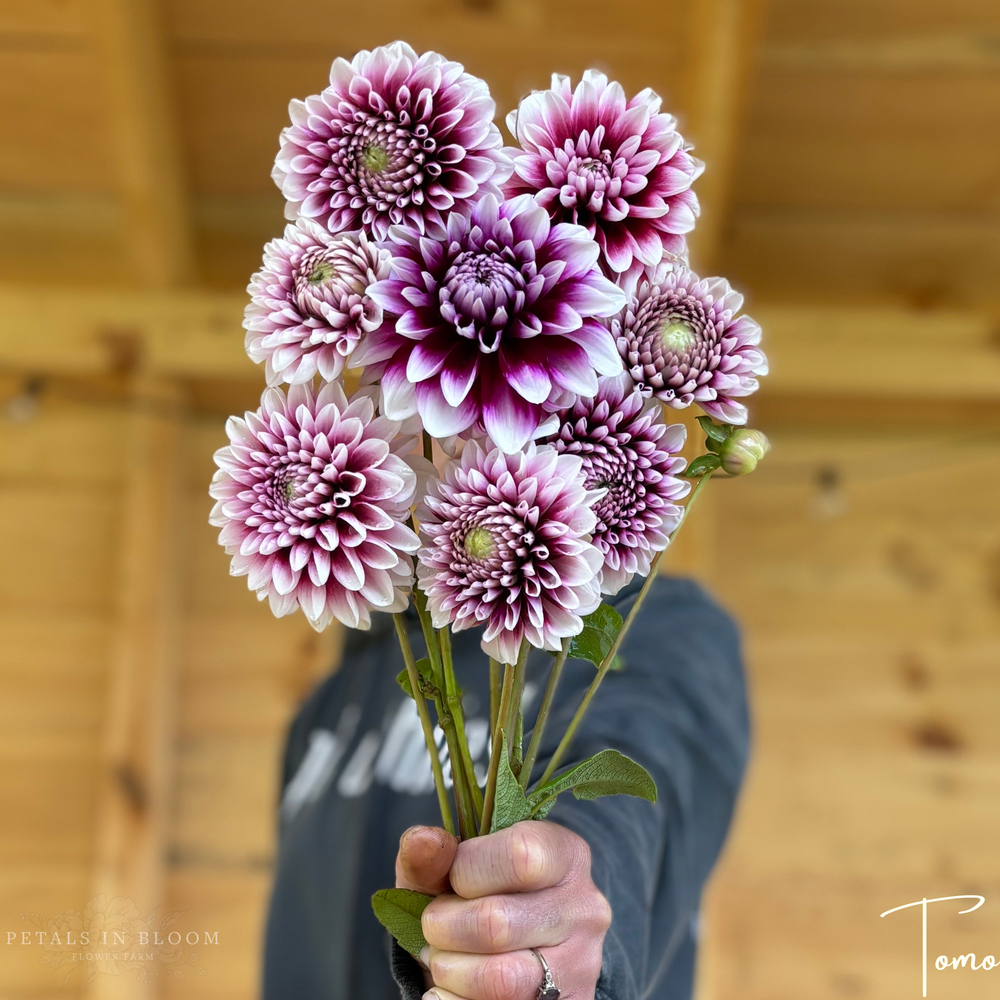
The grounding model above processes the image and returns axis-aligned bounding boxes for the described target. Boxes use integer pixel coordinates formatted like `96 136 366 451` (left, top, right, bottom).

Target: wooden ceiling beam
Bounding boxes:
681 0 768 273
1 288 998 400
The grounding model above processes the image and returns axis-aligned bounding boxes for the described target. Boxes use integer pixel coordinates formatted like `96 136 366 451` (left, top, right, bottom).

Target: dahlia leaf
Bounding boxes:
567 603 623 669
527 750 657 819
396 657 434 700
370 889 432 958
490 731 533 833
682 454 722 478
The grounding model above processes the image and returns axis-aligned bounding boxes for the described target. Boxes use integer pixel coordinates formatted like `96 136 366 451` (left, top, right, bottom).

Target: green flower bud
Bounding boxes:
719 428 770 476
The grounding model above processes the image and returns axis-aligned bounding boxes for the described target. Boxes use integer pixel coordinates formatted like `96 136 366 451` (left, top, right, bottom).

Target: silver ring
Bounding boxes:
531 948 561 1000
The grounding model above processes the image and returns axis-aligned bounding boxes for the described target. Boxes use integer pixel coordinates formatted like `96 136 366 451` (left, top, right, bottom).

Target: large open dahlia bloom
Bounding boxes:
355 193 625 454
545 374 690 595
209 382 420 631
504 70 702 274
272 41 511 240
614 265 768 424
417 442 603 662
244 221 392 385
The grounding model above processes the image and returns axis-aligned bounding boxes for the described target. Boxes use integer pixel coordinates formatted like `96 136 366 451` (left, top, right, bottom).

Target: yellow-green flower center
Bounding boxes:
307 260 335 285
659 319 697 354
283 479 297 501
361 143 390 173
463 526 495 561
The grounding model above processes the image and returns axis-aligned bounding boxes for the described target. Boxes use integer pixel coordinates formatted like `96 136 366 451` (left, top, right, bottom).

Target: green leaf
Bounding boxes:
491 731 533 833
567 603 623 669
609 653 626 672
697 415 730 444
682 453 722 478
527 750 657 817
396 657 434 699
370 888 432 957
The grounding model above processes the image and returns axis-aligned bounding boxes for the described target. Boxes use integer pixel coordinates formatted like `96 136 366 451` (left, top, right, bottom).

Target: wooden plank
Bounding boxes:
0 49 110 192
90 376 185 1000
0 487 118 612
0 286 253 377
0 0 90 36
93 0 195 287
162 870 271 1000
722 207 1000 310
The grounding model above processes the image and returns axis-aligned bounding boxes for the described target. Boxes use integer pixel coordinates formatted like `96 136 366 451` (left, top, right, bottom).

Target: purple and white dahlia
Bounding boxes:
614 265 768 424
272 41 511 240
504 70 702 274
244 220 392 385
417 442 603 663
545 374 690 595
355 193 625 454
209 382 420 631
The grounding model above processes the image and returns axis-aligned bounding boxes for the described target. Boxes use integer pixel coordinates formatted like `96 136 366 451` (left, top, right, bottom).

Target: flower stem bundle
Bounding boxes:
209 40 770 958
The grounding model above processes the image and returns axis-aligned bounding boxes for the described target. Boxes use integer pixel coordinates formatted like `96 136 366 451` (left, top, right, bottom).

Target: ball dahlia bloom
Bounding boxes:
355 193 625 454
545 374 690 595
417 442 603 663
614 265 768 424
504 70 702 274
209 382 420 631
272 41 511 240
244 220 392 385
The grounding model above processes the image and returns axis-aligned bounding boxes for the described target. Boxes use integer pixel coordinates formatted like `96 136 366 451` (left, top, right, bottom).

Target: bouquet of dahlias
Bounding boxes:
210 41 769 956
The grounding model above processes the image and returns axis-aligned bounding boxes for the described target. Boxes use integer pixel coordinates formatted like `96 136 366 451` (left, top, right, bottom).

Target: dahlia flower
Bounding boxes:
614 265 768 424
244 221 392 385
272 41 511 240
417 442 603 662
209 382 420 631
504 70 702 274
545 374 690 595
355 193 625 454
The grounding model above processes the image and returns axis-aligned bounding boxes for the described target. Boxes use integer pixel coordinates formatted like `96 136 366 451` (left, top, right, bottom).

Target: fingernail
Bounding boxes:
422 991 441 1000
419 946 431 969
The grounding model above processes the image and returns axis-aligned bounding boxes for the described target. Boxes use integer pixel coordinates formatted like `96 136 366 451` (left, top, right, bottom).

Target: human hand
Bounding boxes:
395 821 611 1000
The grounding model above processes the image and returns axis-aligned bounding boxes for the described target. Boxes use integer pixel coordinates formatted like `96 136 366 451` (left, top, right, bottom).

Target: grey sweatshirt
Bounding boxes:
263 576 750 999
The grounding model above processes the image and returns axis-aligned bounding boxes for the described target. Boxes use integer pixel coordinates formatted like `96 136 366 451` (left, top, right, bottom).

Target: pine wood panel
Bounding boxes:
697 427 1000 1000
736 71 1000 211
0 49 111 192
0 0 91 37
765 0 1000 42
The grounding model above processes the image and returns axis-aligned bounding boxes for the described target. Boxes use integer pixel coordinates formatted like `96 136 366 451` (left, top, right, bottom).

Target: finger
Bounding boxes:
396 826 459 896
422 989 469 1000
449 821 587 899
422 946 541 1000
422 890 573 953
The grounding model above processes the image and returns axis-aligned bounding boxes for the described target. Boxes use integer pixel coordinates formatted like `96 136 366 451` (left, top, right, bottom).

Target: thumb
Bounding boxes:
395 825 458 896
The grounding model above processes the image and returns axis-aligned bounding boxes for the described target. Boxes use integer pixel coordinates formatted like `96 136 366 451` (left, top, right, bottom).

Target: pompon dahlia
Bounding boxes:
209 382 420 631
272 41 511 240
504 70 702 274
614 265 768 424
417 442 603 663
545 374 690 595
244 220 392 385
355 193 625 454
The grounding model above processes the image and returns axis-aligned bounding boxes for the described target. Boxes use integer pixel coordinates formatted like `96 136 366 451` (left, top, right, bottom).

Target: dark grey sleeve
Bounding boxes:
538 576 750 1000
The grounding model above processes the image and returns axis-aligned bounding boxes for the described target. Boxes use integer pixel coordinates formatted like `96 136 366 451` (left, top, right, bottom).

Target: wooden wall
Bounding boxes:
0 0 999 997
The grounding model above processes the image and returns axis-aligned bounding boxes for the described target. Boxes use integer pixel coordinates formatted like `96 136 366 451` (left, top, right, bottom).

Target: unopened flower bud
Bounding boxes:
719 428 770 476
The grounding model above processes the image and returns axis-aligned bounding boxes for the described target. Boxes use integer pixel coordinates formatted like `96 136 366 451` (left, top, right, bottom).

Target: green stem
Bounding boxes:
479 660 516 835
439 628 483 822
412 588 478 840
504 641 531 779
537 472 715 787
519 636 570 791
392 614 455 836
489 658 501 739
422 429 435 464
